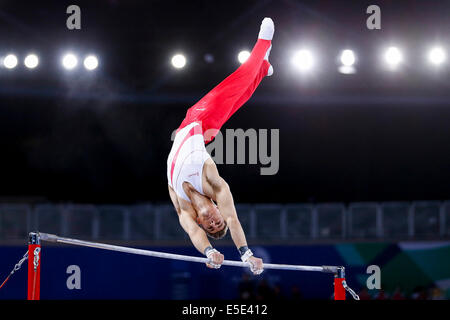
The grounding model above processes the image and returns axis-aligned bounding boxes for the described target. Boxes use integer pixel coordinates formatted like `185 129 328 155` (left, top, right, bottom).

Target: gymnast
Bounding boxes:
167 17 274 275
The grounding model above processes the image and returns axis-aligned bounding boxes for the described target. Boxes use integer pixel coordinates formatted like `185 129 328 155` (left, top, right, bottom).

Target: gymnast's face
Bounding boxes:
195 200 224 234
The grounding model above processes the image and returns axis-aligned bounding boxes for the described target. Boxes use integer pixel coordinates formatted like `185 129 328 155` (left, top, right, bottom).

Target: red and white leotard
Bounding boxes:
167 122 211 202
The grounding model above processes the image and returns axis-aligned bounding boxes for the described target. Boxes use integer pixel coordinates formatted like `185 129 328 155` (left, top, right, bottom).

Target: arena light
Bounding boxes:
292 49 314 72
338 49 356 74
83 55 98 70
384 46 402 68
171 54 186 69
62 53 78 70
3 54 18 69
237 50 251 64
428 46 446 66
340 49 355 67
24 54 39 69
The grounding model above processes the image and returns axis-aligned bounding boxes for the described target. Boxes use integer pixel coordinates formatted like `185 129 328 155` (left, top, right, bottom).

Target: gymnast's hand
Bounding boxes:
205 248 224 269
247 256 264 275
240 248 264 275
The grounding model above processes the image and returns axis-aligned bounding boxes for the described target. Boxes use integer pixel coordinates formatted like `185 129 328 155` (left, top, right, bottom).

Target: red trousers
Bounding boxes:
178 38 271 144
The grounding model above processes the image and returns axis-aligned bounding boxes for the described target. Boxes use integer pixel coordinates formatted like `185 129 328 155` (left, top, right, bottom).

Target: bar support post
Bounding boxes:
334 266 346 300
27 232 41 300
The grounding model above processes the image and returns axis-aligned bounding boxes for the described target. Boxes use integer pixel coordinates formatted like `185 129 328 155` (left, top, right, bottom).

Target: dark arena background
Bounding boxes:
0 0 450 303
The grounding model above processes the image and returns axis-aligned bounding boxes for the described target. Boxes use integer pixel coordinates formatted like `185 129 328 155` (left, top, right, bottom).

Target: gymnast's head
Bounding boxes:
197 199 228 239
183 182 228 239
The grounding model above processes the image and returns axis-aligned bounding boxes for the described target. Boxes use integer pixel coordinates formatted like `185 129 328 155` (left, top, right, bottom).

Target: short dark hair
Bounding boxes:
206 222 228 240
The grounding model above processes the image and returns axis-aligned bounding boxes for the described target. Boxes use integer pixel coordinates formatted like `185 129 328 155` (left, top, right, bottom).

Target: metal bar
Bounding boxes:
38 232 338 273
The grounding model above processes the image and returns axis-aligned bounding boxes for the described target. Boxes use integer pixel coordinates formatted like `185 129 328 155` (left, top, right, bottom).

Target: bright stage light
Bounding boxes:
171 54 186 69
84 55 98 70
62 53 78 70
340 49 355 66
3 54 18 69
292 49 314 72
384 47 402 67
24 54 39 69
428 47 446 65
238 50 251 64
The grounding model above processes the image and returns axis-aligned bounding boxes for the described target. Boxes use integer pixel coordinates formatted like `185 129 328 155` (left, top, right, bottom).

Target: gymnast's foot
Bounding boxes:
259 18 274 76
258 17 274 40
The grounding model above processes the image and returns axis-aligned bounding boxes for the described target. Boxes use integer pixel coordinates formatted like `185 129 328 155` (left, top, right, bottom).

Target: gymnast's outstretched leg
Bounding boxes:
178 17 274 143
224 53 272 124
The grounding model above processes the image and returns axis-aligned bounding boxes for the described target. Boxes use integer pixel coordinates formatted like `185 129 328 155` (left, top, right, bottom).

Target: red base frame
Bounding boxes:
27 243 41 300
334 277 346 300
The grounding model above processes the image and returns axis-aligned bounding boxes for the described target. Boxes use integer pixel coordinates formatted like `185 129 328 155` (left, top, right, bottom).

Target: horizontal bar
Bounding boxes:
38 232 339 273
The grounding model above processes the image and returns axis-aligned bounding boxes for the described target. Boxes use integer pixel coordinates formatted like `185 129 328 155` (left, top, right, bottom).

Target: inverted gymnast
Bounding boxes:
167 18 274 275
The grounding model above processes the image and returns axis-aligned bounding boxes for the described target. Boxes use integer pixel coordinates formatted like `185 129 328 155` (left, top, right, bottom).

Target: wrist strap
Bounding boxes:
238 246 249 257
240 249 253 263
204 246 214 256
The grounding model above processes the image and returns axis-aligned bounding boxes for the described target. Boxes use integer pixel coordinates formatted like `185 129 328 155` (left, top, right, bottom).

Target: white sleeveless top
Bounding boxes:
167 122 211 202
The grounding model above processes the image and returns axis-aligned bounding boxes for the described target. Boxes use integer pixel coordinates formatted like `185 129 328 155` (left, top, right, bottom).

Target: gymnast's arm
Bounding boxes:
168 185 211 254
202 159 264 274
202 159 248 249
169 185 224 268
178 208 212 255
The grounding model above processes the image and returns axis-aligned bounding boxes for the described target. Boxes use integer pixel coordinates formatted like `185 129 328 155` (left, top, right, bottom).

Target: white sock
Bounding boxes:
258 17 274 40
264 45 272 61
265 45 273 76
